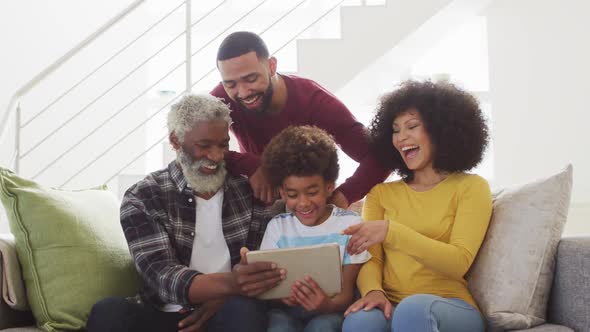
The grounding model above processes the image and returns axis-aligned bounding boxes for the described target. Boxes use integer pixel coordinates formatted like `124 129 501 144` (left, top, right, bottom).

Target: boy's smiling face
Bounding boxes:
280 175 335 227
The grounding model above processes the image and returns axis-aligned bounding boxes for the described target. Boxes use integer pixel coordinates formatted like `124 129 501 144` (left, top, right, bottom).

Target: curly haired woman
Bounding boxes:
341 80 492 332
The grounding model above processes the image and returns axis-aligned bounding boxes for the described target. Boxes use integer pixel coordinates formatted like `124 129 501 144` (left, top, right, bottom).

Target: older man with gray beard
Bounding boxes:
86 94 284 332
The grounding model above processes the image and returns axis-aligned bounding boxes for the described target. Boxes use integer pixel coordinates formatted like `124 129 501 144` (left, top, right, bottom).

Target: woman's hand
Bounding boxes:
344 290 392 320
291 276 331 312
342 220 389 255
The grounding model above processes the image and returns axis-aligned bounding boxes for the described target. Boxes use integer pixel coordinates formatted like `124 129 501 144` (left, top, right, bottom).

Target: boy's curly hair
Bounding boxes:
262 126 339 187
369 80 489 180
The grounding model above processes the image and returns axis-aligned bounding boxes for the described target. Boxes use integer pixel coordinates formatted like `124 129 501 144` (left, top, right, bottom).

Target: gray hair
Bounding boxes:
167 94 231 143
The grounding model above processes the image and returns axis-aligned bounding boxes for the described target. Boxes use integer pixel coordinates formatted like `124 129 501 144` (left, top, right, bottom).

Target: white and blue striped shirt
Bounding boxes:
260 205 371 265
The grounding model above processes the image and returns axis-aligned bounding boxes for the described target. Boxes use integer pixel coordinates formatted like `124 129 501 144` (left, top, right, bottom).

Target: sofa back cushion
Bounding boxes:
0 168 140 331
467 165 573 331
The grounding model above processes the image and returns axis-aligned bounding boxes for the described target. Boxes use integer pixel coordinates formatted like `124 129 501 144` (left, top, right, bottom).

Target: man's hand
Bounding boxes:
342 220 389 255
178 299 224 332
328 190 349 209
231 247 285 297
249 167 277 204
291 276 331 312
344 290 392 320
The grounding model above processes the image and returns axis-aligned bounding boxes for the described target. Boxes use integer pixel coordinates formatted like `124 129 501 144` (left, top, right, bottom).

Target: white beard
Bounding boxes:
177 149 227 194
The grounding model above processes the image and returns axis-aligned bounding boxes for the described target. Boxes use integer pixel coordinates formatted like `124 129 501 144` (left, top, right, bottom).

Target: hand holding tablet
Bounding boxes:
246 243 343 300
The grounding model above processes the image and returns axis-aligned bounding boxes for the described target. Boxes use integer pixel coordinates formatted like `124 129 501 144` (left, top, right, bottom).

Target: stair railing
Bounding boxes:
60 0 347 188
104 0 348 187
25 1 229 180
0 0 353 189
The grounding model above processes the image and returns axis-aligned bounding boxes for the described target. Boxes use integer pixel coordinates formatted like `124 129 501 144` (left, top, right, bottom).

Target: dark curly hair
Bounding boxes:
262 126 339 187
369 80 489 181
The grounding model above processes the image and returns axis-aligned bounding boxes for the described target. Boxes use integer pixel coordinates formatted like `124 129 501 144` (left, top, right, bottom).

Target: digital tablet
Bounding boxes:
246 243 343 300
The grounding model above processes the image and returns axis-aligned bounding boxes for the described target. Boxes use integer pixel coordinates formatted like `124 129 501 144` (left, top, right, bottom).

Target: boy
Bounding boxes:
259 125 371 332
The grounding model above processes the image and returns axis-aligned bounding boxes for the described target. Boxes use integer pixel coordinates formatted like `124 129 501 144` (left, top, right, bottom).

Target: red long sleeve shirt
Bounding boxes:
211 74 390 203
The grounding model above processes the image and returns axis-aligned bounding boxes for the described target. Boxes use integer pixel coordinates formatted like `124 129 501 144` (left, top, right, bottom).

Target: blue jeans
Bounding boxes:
342 294 485 332
86 295 268 332
267 304 343 332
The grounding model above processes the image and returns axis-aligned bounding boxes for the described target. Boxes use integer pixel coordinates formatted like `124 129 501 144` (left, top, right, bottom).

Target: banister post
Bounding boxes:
186 0 192 94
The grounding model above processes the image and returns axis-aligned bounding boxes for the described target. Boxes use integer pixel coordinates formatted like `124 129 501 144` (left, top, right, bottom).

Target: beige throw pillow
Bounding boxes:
467 165 573 331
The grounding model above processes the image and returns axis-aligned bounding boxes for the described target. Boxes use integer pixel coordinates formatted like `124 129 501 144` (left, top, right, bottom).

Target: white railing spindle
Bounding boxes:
186 0 192 94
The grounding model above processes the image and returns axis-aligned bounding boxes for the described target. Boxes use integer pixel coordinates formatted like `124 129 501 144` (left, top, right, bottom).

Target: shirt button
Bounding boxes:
188 198 193 203
190 232 195 236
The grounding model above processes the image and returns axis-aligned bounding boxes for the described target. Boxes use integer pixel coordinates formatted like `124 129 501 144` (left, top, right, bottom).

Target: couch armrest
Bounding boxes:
0 234 34 329
0 296 35 330
548 236 590 332
0 235 28 310
0 266 34 330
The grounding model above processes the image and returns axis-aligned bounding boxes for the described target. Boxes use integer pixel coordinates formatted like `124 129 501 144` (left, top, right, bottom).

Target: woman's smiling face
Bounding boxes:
392 109 434 172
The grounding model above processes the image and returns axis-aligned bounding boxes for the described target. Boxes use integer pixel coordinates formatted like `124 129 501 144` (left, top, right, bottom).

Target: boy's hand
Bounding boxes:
291 276 330 312
232 247 286 297
280 296 299 307
344 290 392 320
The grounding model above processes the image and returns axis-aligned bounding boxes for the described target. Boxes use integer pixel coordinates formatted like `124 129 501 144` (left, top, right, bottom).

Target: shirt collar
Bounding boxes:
168 161 188 192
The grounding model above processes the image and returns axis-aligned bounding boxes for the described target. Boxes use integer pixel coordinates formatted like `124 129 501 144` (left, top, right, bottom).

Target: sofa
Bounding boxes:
0 164 588 332
0 235 588 331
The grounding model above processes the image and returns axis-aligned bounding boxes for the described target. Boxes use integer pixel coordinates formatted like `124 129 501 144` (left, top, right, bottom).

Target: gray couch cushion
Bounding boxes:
548 236 590 331
512 323 573 331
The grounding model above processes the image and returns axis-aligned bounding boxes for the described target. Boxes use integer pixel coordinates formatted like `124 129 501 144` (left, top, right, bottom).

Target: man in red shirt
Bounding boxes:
211 31 389 208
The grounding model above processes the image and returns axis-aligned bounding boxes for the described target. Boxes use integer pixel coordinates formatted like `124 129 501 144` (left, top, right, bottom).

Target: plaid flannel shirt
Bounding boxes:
120 161 279 308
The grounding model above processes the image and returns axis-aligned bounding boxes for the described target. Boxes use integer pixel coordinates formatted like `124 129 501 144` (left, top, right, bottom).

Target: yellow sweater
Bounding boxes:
357 173 492 309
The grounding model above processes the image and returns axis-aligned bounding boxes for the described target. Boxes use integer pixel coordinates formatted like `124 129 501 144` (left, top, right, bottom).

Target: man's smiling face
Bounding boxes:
217 51 276 115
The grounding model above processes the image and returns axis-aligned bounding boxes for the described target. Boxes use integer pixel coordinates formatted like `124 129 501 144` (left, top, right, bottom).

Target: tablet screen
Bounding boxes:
246 243 343 300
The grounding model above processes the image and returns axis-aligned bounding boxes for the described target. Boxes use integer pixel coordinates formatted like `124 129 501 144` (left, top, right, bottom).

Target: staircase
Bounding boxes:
297 0 493 91
297 0 451 91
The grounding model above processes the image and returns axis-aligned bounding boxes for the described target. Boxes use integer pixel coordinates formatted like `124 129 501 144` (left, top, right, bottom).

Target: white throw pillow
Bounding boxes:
467 165 573 331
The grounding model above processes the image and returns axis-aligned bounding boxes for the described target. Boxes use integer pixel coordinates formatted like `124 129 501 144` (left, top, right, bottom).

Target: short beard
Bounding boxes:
236 77 274 115
177 149 227 195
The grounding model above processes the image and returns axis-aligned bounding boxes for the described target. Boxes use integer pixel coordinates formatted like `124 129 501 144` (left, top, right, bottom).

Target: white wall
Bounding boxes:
0 0 149 233
0 1 135 119
485 0 590 234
